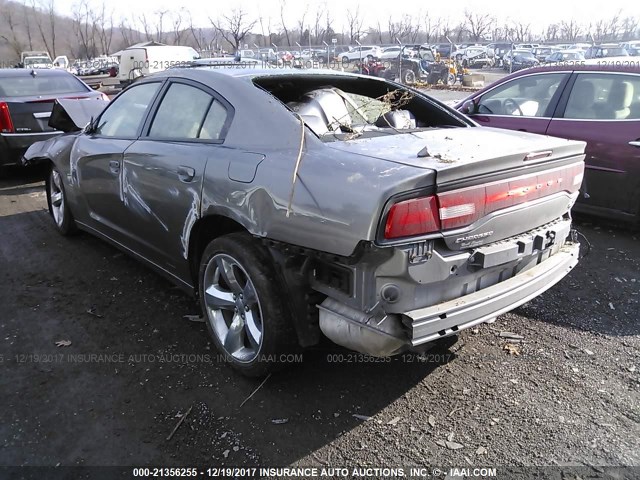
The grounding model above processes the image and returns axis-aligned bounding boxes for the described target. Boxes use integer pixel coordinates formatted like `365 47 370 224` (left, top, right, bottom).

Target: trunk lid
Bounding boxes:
5 93 101 134
326 127 586 186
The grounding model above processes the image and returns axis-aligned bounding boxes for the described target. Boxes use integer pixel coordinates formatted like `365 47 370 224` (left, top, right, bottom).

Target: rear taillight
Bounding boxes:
383 162 584 239
384 196 440 239
0 102 14 133
438 162 584 230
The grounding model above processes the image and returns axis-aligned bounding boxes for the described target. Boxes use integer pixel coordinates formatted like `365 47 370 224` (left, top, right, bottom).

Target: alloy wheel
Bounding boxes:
203 253 264 362
49 169 65 227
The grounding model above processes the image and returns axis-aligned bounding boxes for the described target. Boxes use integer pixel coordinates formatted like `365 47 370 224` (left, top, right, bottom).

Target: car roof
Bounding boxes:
153 66 383 83
0 68 75 77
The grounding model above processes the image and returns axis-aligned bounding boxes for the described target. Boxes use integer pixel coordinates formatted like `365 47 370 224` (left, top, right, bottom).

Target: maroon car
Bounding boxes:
456 62 640 224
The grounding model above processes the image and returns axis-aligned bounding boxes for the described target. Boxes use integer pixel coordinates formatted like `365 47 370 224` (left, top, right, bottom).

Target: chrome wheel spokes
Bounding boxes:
203 254 263 362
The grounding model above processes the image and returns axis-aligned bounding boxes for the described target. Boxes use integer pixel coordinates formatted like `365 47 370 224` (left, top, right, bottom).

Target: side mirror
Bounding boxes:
460 99 477 115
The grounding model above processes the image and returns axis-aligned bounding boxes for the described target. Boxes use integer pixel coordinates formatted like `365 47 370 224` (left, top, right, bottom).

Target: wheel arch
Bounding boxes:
188 214 247 287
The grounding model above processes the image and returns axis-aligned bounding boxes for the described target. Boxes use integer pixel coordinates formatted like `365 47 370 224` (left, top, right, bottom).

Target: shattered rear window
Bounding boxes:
253 74 467 141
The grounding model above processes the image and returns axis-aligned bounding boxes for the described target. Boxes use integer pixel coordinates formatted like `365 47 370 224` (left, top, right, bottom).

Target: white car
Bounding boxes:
379 46 402 60
339 46 383 63
461 46 493 68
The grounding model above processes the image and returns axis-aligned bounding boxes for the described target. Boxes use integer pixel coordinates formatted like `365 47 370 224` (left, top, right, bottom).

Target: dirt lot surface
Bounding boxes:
0 165 638 473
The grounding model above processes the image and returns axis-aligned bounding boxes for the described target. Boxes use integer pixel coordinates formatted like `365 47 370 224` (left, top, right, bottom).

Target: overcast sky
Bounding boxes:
53 0 639 33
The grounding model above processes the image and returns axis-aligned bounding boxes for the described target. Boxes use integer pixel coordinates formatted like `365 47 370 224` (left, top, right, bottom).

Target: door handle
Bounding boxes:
109 160 120 174
177 166 195 182
629 141 640 148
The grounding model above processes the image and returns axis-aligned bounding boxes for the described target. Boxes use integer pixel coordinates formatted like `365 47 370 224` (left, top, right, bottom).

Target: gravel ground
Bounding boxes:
0 155 638 472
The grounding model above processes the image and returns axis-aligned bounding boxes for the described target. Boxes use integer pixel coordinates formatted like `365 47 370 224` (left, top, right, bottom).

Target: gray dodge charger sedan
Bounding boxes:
24 68 586 376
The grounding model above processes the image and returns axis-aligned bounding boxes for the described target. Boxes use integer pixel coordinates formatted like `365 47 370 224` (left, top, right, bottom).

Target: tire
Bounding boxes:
402 69 416 85
198 232 298 377
45 165 78 236
447 73 456 85
341 56 349 64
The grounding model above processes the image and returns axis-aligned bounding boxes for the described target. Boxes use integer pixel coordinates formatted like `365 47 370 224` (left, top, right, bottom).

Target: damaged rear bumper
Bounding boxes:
406 242 580 346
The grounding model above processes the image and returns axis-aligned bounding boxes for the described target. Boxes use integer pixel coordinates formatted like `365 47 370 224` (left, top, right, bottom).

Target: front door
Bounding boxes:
73 81 162 243
469 71 570 135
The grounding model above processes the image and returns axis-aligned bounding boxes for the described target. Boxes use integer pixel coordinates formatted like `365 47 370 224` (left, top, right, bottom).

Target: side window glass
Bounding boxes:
199 100 228 140
477 73 565 117
149 83 213 139
95 82 160 137
564 73 640 120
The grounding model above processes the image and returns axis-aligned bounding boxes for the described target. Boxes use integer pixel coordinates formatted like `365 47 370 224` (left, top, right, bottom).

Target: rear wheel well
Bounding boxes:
188 215 246 287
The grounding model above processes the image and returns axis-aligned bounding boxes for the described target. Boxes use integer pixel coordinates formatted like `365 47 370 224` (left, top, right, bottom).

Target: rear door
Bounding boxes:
546 71 640 219
120 79 232 280
73 81 162 243
468 71 571 134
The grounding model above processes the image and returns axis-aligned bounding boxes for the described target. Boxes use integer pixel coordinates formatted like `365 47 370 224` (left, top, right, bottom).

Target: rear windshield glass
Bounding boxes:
0 75 88 97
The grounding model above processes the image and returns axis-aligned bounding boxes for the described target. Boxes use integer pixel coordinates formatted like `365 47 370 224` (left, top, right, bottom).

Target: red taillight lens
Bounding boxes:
384 196 441 239
383 162 584 240
0 102 14 133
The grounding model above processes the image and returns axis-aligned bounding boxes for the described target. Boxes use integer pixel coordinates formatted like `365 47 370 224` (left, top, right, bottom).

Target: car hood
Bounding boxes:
325 127 586 185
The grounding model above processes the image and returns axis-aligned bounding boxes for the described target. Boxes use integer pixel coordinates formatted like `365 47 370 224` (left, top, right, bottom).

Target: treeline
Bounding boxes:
1 0 639 63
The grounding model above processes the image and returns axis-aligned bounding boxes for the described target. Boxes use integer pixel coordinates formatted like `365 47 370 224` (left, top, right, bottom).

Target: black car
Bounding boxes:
433 43 458 59
0 68 107 171
503 51 540 71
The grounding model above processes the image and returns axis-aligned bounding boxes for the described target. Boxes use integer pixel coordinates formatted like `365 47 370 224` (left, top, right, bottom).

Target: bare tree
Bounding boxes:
297 5 308 44
464 10 494 41
171 10 185 45
139 14 153 41
31 0 58 57
511 21 532 42
560 19 583 41
154 9 168 43
210 8 257 52
279 2 291 46
545 23 560 42
621 16 639 40
0 4 26 59
22 3 35 51
187 12 204 50
346 6 364 43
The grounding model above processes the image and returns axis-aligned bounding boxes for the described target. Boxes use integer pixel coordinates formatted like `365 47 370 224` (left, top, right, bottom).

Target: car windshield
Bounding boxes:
602 47 628 56
516 52 536 60
0 74 88 97
24 57 52 67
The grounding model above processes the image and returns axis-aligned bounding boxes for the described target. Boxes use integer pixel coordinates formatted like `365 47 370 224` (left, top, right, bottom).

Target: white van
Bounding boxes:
117 46 200 86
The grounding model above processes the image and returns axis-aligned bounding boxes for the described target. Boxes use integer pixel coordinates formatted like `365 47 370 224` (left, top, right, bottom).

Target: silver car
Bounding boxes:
25 68 585 376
